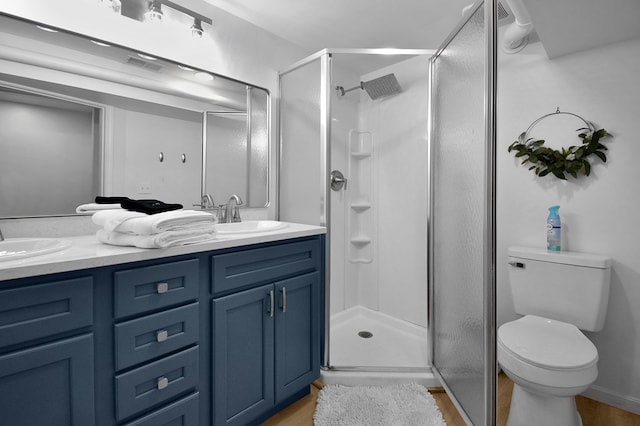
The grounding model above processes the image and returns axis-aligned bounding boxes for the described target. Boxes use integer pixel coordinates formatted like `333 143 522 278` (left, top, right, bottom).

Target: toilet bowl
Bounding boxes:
498 315 599 426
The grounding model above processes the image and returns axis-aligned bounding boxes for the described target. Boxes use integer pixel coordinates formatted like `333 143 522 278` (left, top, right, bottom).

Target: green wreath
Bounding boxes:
508 127 610 180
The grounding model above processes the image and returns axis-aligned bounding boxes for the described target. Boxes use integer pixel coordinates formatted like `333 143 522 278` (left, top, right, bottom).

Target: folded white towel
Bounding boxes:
76 203 122 213
92 209 214 235
96 228 216 249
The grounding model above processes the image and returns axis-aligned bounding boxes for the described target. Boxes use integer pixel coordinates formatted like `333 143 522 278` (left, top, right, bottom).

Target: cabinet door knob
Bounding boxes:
157 376 169 390
156 282 169 294
280 287 287 313
156 329 168 342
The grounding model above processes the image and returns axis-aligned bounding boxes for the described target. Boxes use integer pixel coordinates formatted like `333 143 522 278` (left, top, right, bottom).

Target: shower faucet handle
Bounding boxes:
330 170 347 191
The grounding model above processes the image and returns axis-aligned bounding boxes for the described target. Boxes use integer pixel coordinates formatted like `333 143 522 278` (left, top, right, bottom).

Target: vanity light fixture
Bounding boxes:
145 0 164 22
141 1 213 37
194 72 214 82
191 18 204 38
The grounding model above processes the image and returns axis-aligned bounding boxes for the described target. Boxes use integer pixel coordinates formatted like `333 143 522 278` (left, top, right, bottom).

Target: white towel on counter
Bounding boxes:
76 203 122 213
92 209 214 235
96 228 216 249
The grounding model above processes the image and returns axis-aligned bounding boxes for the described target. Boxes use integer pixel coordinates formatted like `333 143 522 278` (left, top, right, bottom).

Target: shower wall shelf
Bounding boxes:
347 130 374 264
351 152 371 159
350 200 371 211
350 236 372 245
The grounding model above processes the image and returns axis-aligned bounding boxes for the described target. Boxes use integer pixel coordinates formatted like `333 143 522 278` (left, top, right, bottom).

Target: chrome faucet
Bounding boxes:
193 194 216 210
201 194 215 209
223 195 243 223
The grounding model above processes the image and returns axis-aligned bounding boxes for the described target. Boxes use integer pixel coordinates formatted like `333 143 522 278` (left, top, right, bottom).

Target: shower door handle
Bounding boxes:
330 170 347 191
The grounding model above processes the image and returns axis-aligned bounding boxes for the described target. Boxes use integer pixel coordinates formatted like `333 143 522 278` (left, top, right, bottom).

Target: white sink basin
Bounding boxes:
0 238 73 262
214 220 289 235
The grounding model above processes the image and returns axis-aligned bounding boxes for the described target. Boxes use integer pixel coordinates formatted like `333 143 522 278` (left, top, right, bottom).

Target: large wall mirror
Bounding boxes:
0 13 270 218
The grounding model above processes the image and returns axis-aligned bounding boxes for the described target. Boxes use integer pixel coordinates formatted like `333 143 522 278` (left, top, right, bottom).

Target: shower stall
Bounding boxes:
279 49 433 381
279 1 497 424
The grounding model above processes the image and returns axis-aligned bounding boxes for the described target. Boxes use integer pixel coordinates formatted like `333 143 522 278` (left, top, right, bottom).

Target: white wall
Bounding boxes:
497 35 640 411
0 0 306 236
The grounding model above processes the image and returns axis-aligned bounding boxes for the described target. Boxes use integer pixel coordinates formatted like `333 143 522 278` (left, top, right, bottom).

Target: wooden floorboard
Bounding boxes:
262 374 640 425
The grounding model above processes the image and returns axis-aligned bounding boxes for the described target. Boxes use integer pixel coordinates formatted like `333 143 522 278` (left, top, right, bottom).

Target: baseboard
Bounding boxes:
582 384 640 415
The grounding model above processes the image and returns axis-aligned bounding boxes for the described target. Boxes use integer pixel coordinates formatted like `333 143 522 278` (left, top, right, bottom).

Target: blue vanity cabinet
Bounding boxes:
0 276 95 426
0 233 324 426
211 237 323 426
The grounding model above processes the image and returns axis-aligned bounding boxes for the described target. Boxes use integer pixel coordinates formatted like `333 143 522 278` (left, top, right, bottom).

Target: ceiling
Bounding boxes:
203 0 473 54
204 0 640 62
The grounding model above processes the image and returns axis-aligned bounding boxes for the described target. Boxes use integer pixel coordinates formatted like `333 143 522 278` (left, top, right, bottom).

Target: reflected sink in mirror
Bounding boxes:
0 238 72 262
214 221 288 235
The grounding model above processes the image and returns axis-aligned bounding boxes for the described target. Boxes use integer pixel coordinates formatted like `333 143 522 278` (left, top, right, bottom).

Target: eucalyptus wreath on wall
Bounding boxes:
507 114 611 180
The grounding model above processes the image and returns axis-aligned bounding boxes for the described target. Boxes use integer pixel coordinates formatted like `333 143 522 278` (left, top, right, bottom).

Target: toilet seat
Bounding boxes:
498 315 598 389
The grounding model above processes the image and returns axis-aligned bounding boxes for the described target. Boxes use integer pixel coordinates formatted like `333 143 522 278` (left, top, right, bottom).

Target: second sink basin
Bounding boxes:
0 238 73 262
214 220 289 235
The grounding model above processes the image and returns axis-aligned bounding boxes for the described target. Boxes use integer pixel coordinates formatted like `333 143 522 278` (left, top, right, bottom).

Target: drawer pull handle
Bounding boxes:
280 287 287 313
157 376 169 390
156 282 169 294
156 329 168 342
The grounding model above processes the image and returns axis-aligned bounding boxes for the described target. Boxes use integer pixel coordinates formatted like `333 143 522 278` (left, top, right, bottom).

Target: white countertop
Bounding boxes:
0 222 325 282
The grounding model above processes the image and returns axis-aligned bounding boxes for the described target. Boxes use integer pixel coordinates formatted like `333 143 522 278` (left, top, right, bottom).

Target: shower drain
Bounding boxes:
358 331 373 339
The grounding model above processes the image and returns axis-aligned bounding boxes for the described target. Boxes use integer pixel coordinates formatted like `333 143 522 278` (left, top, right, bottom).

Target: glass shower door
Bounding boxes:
430 1 496 425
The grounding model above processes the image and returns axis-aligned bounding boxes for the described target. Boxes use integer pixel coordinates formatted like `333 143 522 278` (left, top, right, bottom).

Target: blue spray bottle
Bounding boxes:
547 205 561 251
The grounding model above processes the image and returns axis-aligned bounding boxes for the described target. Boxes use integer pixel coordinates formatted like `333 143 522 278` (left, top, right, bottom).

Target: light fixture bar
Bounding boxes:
162 0 212 25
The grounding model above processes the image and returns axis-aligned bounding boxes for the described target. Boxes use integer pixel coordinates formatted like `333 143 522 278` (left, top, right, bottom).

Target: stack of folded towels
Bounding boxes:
87 197 216 249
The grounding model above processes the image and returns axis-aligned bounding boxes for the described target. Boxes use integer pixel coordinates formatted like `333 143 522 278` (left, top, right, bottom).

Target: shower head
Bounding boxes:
336 73 402 100
362 73 402 100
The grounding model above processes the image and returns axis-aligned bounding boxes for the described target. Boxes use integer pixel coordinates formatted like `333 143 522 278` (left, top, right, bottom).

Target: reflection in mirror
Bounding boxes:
0 13 270 218
204 87 269 209
0 86 101 217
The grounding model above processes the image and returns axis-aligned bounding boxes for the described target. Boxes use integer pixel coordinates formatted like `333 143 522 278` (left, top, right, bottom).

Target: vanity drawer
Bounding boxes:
122 392 199 426
0 277 93 348
211 239 320 294
115 346 199 421
114 259 199 318
114 302 199 370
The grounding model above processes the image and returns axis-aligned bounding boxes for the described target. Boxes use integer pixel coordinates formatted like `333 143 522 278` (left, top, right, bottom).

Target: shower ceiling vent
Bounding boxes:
497 1 513 22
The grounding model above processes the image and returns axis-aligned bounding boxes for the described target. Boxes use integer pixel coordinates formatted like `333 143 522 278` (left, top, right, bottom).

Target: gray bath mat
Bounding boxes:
313 383 446 426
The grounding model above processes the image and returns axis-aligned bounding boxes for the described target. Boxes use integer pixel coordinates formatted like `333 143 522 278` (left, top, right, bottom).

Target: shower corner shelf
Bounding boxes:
350 201 371 211
349 258 373 264
351 151 371 159
350 236 372 246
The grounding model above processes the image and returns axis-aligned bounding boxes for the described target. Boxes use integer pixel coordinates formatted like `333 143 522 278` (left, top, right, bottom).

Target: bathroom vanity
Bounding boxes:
0 224 325 426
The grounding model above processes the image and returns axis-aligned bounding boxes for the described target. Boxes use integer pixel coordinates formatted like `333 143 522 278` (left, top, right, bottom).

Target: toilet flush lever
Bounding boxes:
508 261 525 268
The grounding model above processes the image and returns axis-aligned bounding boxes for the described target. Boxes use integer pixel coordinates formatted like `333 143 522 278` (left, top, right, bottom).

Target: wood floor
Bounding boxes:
263 374 640 425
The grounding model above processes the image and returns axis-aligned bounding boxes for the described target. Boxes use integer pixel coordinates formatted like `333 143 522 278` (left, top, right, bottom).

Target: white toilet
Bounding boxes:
498 246 611 426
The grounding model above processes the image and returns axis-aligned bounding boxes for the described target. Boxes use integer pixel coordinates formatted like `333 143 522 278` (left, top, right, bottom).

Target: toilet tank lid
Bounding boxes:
508 246 611 269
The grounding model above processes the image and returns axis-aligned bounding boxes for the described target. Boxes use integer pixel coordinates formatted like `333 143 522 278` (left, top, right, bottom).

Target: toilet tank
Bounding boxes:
508 246 611 332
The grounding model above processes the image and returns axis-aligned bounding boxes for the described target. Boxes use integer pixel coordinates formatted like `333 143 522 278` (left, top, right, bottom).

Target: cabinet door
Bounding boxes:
213 285 275 426
274 272 320 402
0 334 95 426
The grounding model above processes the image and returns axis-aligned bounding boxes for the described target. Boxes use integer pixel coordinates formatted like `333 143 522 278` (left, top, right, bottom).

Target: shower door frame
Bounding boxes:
278 48 434 372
